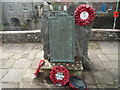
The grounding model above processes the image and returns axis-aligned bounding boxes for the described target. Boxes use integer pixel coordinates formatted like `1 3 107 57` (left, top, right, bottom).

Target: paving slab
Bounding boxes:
92 60 105 71
1 69 27 83
19 81 47 88
29 83 47 88
102 61 118 70
10 53 23 60
33 43 43 50
108 69 118 86
94 70 114 85
27 71 50 84
83 72 94 84
2 43 12 50
87 85 97 89
22 69 35 83
0 41 118 89
0 83 2 90
101 49 118 54
100 44 118 51
97 85 118 89
97 41 117 48
24 43 35 47
35 50 44 59
4 46 24 53
0 70 2 80
88 49 102 54
106 54 118 62
102 85 118 88
97 53 110 62
21 53 29 59
23 45 34 52
12 59 32 69
88 51 99 60
2 60 16 69
30 59 41 69
0 69 9 80
2 53 14 60
0 62 3 69
27 53 36 60
1 82 19 88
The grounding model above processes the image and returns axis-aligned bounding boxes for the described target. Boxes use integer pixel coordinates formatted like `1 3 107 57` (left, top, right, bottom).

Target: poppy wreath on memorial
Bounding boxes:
74 4 96 26
50 66 70 86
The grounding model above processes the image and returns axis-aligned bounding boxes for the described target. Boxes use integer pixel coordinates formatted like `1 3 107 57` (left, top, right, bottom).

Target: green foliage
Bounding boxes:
0 24 4 30
2 22 10 30
53 4 59 11
3 22 9 26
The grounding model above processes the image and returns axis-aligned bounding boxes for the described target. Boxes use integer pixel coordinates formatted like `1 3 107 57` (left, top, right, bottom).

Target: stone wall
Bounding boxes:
90 29 119 41
0 29 119 43
0 30 41 43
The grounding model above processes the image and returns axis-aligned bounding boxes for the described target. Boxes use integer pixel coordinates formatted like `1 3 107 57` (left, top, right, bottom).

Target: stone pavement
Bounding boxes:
0 41 119 89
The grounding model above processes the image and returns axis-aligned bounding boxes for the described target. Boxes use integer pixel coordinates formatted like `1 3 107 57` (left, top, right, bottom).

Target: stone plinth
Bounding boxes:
40 60 83 78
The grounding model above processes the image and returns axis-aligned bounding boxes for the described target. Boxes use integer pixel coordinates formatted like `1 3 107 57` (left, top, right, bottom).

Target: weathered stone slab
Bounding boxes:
97 85 118 88
106 54 118 62
27 53 36 60
1 69 9 80
2 43 12 50
1 82 19 88
88 52 99 60
94 71 114 84
30 59 40 69
2 60 16 69
19 81 47 88
35 50 44 59
21 53 29 59
102 61 118 70
1 69 27 83
0 69 2 80
108 69 118 86
0 83 2 90
101 49 118 55
33 43 43 50
97 53 110 62
92 60 105 71
23 46 33 53
83 72 94 84
12 59 32 69
10 53 22 60
0 62 3 69
22 69 34 83
87 85 97 89
102 85 118 88
2 53 14 60
4 46 24 53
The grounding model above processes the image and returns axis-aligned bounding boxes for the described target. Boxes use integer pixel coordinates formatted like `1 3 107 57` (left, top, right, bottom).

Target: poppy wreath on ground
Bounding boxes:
74 4 96 26
50 66 70 86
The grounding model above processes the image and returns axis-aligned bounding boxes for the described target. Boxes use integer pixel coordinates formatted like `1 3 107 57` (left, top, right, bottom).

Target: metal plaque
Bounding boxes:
49 13 75 62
